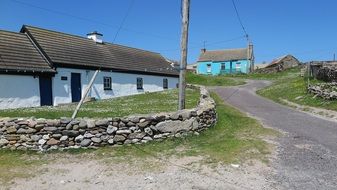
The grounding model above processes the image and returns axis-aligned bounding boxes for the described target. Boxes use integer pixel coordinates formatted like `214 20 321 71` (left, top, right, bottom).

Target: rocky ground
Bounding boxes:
6 155 276 190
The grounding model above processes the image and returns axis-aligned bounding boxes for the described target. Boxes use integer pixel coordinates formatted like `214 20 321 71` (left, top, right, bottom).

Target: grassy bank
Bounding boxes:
186 72 245 86
0 89 199 119
258 77 337 111
229 67 301 80
0 92 277 185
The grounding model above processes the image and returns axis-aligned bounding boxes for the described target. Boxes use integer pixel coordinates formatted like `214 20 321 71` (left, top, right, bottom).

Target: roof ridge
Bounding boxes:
204 47 248 52
23 25 163 56
0 29 26 35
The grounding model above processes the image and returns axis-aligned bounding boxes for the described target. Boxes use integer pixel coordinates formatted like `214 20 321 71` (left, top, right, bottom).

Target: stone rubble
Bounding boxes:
308 83 337 100
0 85 216 151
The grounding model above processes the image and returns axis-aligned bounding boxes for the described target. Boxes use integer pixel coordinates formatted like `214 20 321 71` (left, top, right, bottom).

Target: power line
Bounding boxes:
112 0 135 43
8 0 184 43
231 0 249 40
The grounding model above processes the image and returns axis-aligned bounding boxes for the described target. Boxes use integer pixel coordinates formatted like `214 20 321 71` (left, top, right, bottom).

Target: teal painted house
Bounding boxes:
197 46 254 75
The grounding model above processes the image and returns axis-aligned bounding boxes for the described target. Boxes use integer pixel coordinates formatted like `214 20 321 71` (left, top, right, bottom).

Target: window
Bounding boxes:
137 77 143 90
163 78 168 89
236 62 241 72
221 63 226 70
103 77 112 90
61 76 68 81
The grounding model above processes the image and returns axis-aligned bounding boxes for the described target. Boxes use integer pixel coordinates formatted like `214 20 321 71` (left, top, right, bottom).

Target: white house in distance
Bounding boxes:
0 25 179 109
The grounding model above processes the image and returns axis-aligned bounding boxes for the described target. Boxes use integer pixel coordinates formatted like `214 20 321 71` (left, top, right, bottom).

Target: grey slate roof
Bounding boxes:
0 30 54 73
21 25 178 76
198 48 248 62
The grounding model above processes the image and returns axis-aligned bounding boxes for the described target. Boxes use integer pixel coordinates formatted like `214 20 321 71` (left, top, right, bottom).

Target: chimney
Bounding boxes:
201 48 206 53
87 31 103 43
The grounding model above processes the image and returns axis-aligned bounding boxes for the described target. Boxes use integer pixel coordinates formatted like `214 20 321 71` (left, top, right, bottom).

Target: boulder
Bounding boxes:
47 138 59 146
154 118 197 134
0 139 9 146
80 139 92 147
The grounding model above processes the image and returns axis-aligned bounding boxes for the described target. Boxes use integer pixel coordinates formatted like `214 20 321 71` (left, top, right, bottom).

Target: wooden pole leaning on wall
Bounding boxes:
178 0 190 110
72 70 100 119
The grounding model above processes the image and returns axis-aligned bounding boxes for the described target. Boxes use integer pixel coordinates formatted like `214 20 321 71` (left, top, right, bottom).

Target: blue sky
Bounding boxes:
1 0 337 64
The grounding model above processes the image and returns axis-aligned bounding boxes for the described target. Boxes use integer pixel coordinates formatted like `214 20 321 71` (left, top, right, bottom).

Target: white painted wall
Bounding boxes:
0 74 40 109
53 68 179 106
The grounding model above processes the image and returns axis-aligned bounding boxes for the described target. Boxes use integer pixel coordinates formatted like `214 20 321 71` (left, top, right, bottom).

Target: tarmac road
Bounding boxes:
213 80 337 190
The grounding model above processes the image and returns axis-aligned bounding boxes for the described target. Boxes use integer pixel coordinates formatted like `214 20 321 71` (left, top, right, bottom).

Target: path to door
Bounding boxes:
213 80 337 190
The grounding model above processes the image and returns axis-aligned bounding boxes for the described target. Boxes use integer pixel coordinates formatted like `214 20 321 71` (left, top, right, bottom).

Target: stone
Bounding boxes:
20 135 30 142
26 128 37 134
126 122 135 127
28 120 37 128
6 126 17 134
95 133 102 138
43 135 50 140
65 123 73 130
47 138 59 146
60 118 72 124
153 134 163 139
31 135 41 141
100 135 109 141
107 139 114 145
44 127 58 132
112 122 119 127
73 125 79 131
34 124 44 131
62 130 80 137
129 116 140 123
180 110 192 120
106 125 118 135
52 134 62 139
116 130 131 135
84 133 94 138
60 136 68 141
124 139 132 144
139 118 146 123
143 136 153 141
144 127 153 136
80 139 92 147
16 128 27 134
38 139 47 145
169 112 180 120
0 139 9 146
75 135 84 142
113 135 126 142
95 120 109 126
138 121 150 128
17 120 29 125
87 120 96 129
128 132 146 140
131 139 140 143
78 121 87 129
118 122 126 128
91 137 101 143
70 120 80 125
154 118 196 134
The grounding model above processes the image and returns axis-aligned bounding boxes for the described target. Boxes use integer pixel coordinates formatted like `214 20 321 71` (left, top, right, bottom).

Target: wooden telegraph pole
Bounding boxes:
178 0 190 110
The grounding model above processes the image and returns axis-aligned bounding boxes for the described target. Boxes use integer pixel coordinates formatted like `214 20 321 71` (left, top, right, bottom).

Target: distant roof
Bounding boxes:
198 48 248 62
266 54 299 68
0 30 54 73
21 25 178 76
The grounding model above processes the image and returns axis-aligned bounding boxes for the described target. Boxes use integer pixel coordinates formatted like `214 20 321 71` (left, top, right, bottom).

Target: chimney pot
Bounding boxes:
201 48 206 53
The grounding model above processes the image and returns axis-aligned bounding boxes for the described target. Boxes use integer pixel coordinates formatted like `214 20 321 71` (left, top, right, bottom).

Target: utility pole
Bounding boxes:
178 0 190 110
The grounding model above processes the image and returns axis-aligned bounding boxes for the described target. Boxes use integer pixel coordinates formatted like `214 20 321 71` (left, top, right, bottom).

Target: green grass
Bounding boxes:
258 76 337 111
0 92 277 185
186 72 245 86
0 89 199 119
229 67 301 80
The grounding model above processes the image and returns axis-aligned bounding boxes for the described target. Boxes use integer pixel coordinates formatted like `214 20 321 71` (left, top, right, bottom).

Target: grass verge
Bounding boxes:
0 92 277 185
229 67 301 80
186 72 245 86
0 89 199 119
258 76 337 111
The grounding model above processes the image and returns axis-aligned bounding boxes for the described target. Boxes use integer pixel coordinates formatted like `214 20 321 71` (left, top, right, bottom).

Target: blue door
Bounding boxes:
71 73 81 102
39 76 53 106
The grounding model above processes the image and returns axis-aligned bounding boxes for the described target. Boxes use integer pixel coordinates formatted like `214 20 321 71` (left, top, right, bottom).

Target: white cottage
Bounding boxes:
0 25 179 109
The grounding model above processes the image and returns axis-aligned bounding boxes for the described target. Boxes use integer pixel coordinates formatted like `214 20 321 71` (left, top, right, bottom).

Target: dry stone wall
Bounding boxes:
0 86 216 151
308 83 337 100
